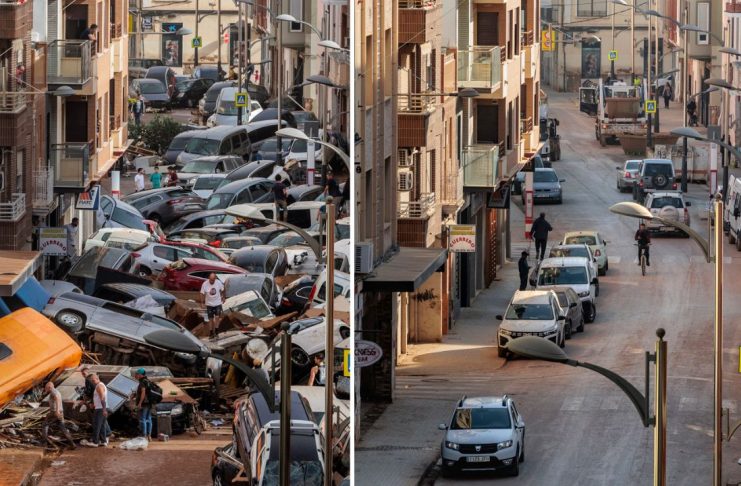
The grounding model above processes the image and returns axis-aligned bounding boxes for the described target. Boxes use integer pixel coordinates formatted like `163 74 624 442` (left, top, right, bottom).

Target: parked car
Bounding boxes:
521 168 564 204
276 275 316 315
267 230 319 248
496 289 565 357
157 258 246 291
561 231 609 275
221 290 274 321
248 99 263 121
252 136 292 162
287 184 323 204
548 244 599 286
223 273 279 307
168 227 240 247
205 178 275 210
162 209 235 234
553 286 585 338
65 247 138 294
122 187 205 226
92 283 176 310
145 66 178 99
199 81 236 123
535 257 598 323
250 108 297 127
132 242 195 276
193 65 222 82
175 77 213 107
241 224 291 244
219 160 291 187
439 395 525 477
245 119 291 145
100 196 148 231
220 235 263 253
227 245 288 278
616 159 641 192
163 131 199 165
513 155 549 194
176 125 252 165
286 136 324 163
247 83 270 106
189 174 227 198
84 228 154 253
250 420 325 486
643 192 691 234
633 159 677 203
128 58 164 79
308 270 351 308
130 79 170 111
178 156 244 186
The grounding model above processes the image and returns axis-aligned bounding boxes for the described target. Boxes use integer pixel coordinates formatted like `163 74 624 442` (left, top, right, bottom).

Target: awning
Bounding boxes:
362 247 448 293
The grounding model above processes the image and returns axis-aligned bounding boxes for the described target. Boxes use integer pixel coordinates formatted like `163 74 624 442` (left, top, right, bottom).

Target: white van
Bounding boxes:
206 87 261 127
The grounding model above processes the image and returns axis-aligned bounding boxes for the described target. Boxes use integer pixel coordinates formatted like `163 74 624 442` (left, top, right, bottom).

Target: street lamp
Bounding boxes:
610 198 723 486
276 126 350 170
506 331 667 485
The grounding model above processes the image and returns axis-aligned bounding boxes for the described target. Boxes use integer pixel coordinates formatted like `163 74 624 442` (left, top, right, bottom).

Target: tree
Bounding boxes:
128 116 184 155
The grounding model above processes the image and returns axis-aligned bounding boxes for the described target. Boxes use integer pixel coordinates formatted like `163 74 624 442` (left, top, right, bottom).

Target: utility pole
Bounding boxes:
237 4 244 125
647 10 653 149
194 0 199 67
276 0 284 166
217 0 223 76
631 0 635 82
324 201 336 486
681 3 688 192
279 323 292 486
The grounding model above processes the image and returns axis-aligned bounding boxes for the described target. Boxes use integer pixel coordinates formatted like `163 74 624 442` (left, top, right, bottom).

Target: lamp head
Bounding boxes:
609 201 655 220
175 27 193 35
276 13 298 22
53 86 75 97
506 336 571 363
276 127 310 141
318 39 344 51
705 78 734 90
670 126 704 140
458 88 480 98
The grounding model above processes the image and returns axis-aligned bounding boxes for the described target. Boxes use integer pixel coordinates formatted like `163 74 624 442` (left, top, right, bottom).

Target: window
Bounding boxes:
153 245 176 260
235 188 252 204
219 139 231 155
249 183 269 201
697 2 709 45
289 0 302 32
577 0 606 17
16 150 23 192
265 252 278 274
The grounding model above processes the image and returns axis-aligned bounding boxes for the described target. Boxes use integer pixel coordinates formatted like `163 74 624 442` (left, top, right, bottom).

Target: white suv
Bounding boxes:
496 290 565 358
643 191 691 233
535 257 598 323
439 395 525 477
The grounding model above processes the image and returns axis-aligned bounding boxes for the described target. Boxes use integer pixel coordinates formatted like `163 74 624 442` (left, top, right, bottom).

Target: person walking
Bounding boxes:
132 94 145 126
166 166 179 187
323 172 341 198
663 83 672 109
134 369 153 441
81 374 108 447
518 251 530 291
531 212 553 261
150 165 162 189
42 382 76 449
64 217 79 258
79 367 111 438
200 273 225 338
272 174 288 222
134 168 145 192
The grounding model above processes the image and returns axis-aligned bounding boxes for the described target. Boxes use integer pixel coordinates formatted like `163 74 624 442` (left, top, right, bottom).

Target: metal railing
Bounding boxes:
0 92 25 113
520 116 533 135
47 40 92 86
397 93 435 113
521 30 534 46
442 168 463 205
462 144 500 188
398 192 437 218
457 46 502 89
33 168 54 209
399 0 436 7
0 193 25 222
51 142 91 188
110 24 122 38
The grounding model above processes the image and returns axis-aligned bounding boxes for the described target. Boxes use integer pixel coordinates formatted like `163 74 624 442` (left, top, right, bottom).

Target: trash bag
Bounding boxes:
119 437 148 450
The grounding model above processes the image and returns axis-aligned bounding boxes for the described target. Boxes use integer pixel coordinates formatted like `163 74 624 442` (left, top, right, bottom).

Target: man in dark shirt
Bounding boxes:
531 212 553 261
80 24 98 51
634 223 651 266
518 251 530 291
134 369 153 441
323 172 341 198
273 175 288 221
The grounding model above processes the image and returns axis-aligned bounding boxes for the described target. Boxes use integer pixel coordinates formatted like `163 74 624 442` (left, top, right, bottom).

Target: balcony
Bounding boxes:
0 92 26 114
33 168 56 214
0 193 26 222
0 0 30 39
110 23 123 38
520 116 533 136
397 93 435 115
441 168 464 213
52 142 92 190
457 46 502 92
462 144 500 189
398 192 437 219
521 30 534 46
398 0 438 44
47 40 95 94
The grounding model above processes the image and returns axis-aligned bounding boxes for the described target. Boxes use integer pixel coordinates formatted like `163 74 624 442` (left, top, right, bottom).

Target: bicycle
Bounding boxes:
635 243 650 276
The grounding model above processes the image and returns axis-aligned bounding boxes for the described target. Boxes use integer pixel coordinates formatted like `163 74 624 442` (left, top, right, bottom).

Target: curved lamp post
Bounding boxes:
611 197 724 486
507 331 667 485
276 126 350 169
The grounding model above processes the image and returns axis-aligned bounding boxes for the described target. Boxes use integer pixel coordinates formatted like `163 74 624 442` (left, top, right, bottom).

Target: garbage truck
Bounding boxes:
579 78 648 147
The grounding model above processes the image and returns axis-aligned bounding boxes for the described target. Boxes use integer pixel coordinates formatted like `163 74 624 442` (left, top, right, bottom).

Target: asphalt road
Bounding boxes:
423 94 741 485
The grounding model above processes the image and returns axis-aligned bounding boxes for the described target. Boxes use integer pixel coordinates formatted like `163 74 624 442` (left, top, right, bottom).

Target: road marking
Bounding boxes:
608 255 621 264
560 396 584 411
599 396 621 410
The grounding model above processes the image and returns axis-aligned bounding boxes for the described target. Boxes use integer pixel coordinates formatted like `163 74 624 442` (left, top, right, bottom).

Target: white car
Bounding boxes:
133 243 194 277
308 270 351 308
248 100 263 121
643 192 691 233
206 87 259 127
190 173 227 198
222 290 274 320
561 230 609 275
286 133 324 163
547 244 599 293
262 316 350 370
496 290 565 358
250 420 325 485
535 257 598 323
84 228 154 253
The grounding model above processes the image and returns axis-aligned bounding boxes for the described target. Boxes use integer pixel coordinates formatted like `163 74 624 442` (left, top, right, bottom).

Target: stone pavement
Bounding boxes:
0 449 44 486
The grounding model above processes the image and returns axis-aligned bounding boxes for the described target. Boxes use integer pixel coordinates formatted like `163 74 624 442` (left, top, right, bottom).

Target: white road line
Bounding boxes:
679 397 698 412
599 396 621 411
560 396 584 411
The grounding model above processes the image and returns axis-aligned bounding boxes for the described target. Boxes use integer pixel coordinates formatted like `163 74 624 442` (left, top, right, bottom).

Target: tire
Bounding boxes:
577 317 585 333
729 230 736 245
498 346 508 358
585 303 596 323
440 464 454 478
565 321 572 339
559 332 565 348
599 135 606 147
509 449 520 476
520 436 525 462
138 266 152 278
291 347 310 367
598 266 606 276
56 311 85 333
605 261 609 272
595 282 600 297
557 197 563 204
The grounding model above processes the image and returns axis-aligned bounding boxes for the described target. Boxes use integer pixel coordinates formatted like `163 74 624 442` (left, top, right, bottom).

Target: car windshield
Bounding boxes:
262 460 323 486
205 88 224 102
193 177 224 190
185 138 220 155
177 80 194 90
538 266 588 285
112 208 147 230
138 82 165 94
651 197 683 209
534 171 558 183
182 161 217 174
217 100 239 116
626 161 640 170
71 250 127 278
644 163 673 177
336 224 350 240
504 303 554 320
550 247 588 259
260 138 292 152
268 233 304 247
229 296 271 318
564 235 597 245
168 136 191 151
206 193 233 210
222 239 256 249
451 408 511 430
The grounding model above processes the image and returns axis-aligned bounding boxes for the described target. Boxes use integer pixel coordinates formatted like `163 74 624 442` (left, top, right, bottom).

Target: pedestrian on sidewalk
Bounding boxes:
81 374 109 447
79 367 112 439
134 369 153 441
663 84 672 109
200 273 225 338
518 251 530 291
150 165 162 189
134 168 145 192
531 212 553 261
42 381 76 449
64 217 79 258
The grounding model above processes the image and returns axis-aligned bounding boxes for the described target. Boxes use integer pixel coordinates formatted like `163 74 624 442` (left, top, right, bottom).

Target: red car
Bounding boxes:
157 258 246 291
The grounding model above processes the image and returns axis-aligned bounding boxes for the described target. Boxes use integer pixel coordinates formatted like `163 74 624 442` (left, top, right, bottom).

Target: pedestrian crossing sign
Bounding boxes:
646 100 657 114
235 92 248 107
191 36 202 48
609 50 617 61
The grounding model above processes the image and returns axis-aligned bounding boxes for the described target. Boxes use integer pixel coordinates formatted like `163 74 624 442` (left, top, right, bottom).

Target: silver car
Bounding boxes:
134 242 194 276
616 159 641 192
439 396 525 477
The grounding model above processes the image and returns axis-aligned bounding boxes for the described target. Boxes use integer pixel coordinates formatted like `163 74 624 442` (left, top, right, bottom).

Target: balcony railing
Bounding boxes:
457 46 502 90
399 0 436 7
47 40 92 89
520 116 533 135
52 142 92 189
0 193 26 222
33 168 54 209
442 168 463 207
398 93 435 114
0 92 26 113
521 30 534 46
110 23 122 38
462 144 500 188
398 192 437 219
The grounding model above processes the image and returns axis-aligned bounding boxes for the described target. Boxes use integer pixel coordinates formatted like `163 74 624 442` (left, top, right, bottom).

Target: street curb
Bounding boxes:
417 458 441 486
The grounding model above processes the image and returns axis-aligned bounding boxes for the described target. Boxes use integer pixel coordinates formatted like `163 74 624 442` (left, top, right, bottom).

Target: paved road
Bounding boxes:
356 93 741 485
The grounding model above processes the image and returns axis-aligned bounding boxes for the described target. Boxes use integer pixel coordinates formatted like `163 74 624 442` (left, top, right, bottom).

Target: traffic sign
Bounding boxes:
609 50 618 61
343 349 351 377
646 100 657 114
542 30 555 52
234 92 248 107
191 36 202 48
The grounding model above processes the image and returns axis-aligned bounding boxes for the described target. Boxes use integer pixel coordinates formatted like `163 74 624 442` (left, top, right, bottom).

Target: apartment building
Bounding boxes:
725 1 741 147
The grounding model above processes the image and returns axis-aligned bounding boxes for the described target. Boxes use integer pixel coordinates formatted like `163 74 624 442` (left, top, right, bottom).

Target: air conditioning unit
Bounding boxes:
398 172 413 191
398 149 412 167
355 242 374 274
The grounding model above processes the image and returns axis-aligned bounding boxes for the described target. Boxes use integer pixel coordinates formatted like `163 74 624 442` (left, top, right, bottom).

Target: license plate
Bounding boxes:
660 226 675 232
466 456 490 463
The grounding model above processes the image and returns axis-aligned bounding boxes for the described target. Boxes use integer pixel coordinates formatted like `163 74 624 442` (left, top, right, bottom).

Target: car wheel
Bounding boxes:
598 266 606 276
56 311 85 333
605 261 609 272
440 464 454 478
586 303 596 323
577 317 585 333
497 345 508 359
557 196 563 204
291 346 310 367
510 449 520 476
559 332 565 348
565 321 572 339
138 266 152 278
519 435 525 462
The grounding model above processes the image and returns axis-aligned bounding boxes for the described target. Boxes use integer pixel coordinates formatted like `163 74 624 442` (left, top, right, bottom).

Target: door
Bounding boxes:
579 87 598 116
65 101 89 143
152 245 178 272
476 13 499 46
476 104 499 144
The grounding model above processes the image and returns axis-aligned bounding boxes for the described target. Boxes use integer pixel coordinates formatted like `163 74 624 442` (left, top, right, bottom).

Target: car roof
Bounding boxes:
194 125 248 139
213 177 270 193
459 396 509 408
642 158 673 164
188 155 242 163
539 256 590 268
137 78 163 84
563 230 599 237
247 390 312 424
511 290 553 305
206 81 235 91
124 187 182 200
99 283 175 299
650 191 684 197
534 167 556 173
552 243 589 249
146 66 170 74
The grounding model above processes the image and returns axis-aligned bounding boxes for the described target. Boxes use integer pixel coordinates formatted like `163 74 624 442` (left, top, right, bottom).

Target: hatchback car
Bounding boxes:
83 228 154 253
522 168 564 204
145 66 178 99
100 196 148 231
157 258 246 291
496 290 564 357
643 192 691 234
133 242 195 276
548 244 599 288
553 286 585 338
130 79 170 111
199 81 236 123
616 159 641 192
122 187 205 226
439 396 525 477
219 160 291 187
206 178 275 210
177 156 243 186
223 273 278 307
163 209 235 234
561 230 608 275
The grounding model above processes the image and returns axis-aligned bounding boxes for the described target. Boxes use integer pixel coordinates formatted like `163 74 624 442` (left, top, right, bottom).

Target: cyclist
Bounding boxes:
635 223 651 266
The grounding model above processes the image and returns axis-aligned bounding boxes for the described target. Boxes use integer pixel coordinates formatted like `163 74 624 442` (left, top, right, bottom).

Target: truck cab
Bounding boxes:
580 79 647 146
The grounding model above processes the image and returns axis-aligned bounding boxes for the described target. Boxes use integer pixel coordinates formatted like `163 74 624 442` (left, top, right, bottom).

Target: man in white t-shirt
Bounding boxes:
134 168 146 192
200 272 225 338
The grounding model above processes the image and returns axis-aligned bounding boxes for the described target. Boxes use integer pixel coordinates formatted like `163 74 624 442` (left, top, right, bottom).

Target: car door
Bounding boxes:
510 402 525 444
151 244 179 273
249 182 271 203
